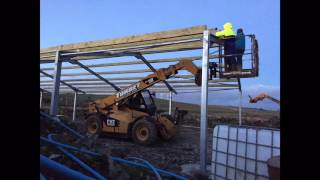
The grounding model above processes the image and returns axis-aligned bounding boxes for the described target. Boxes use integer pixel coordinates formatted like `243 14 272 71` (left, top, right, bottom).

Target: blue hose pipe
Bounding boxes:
40 173 46 180
41 111 188 179
41 136 99 156
40 154 95 180
112 157 189 180
40 111 84 139
41 136 189 180
48 134 106 180
48 134 162 180
127 157 162 180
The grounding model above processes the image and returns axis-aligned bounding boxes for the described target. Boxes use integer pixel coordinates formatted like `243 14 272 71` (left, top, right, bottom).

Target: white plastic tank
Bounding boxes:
211 124 280 180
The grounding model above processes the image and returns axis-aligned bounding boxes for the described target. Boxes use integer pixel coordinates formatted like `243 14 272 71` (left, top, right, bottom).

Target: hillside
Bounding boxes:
41 93 280 128
154 98 279 128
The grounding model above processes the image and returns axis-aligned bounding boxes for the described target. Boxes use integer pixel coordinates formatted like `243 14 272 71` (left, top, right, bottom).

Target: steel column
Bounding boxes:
200 30 210 171
239 91 243 125
50 51 62 116
237 78 242 126
169 91 172 115
40 91 43 108
72 92 77 121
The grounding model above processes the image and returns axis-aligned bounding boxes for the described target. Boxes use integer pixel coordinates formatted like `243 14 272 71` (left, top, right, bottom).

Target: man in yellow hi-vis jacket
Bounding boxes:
215 22 236 72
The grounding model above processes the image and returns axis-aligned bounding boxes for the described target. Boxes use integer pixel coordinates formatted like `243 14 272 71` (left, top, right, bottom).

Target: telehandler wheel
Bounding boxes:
132 119 158 145
86 114 102 136
195 70 202 86
162 114 176 124
158 115 177 141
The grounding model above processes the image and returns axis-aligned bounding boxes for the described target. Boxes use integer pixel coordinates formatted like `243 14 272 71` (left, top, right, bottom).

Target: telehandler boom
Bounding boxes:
85 60 201 145
249 93 280 105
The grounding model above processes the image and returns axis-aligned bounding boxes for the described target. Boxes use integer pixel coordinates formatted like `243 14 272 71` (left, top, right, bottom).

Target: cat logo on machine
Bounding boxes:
105 118 119 127
107 119 116 126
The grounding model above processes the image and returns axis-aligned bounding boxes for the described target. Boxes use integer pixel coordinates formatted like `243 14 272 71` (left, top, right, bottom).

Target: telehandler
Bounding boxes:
85 60 202 145
249 93 280 105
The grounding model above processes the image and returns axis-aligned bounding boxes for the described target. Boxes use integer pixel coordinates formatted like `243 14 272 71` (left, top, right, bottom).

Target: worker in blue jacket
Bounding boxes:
235 28 245 71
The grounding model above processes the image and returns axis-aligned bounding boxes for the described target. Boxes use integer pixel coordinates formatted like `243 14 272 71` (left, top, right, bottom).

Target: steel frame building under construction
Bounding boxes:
40 25 259 171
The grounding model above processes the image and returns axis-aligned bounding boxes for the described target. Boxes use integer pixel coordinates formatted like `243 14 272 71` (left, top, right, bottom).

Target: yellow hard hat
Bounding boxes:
223 22 233 29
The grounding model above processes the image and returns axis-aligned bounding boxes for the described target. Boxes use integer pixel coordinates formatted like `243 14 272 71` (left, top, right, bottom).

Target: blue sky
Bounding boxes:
40 0 280 110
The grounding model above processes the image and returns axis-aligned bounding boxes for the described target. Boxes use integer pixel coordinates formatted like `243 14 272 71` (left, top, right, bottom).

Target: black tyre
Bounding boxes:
131 118 158 145
195 70 202 86
157 115 177 141
86 114 102 136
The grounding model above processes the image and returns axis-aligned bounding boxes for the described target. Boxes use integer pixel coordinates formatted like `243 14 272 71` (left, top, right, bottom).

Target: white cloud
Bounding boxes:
245 84 279 93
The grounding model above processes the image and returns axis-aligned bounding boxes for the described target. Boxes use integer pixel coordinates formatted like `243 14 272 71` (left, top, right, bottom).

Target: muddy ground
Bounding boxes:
40 94 279 178
95 125 213 175
41 113 213 179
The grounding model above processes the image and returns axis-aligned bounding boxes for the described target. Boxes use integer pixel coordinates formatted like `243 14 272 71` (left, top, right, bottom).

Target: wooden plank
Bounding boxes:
41 25 206 53
40 27 221 62
41 35 204 61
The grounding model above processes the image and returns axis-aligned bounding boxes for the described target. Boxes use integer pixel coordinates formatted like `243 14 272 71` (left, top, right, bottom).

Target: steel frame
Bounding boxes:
40 91 43 109
72 92 77 121
49 51 62 116
200 30 210 170
40 70 85 94
168 91 172 115
238 78 242 126
40 25 258 172
135 53 176 94
69 60 120 91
